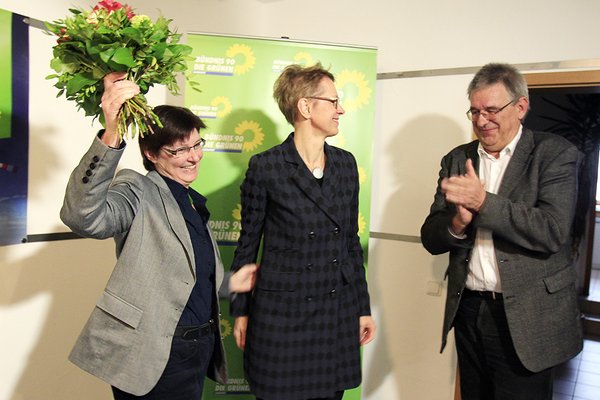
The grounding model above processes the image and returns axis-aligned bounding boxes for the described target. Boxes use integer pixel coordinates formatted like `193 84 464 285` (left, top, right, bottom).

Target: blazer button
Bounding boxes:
85 169 92 176
305 296 313 302
82 176 90 184
89 162 97 170
333 227 340 234
329 289 336 298
331 258 339 265
92 156 100 163
308 231 316 239
306 264 313 271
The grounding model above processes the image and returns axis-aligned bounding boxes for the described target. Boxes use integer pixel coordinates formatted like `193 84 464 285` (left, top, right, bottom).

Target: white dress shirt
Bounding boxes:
465 127 523 292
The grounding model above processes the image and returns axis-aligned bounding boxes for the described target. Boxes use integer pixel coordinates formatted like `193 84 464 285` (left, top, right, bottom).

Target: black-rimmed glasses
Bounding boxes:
466 100 515 121
307 96 340 109
161 138 206 158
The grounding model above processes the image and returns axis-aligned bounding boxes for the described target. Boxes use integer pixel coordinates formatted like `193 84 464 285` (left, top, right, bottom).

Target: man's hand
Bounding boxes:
441 158 486 212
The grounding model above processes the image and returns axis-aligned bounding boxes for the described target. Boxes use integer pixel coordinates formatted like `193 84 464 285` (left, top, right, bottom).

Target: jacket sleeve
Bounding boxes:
229 155 267 316
60 136 141 240
421 152 476 255
347 153 371 316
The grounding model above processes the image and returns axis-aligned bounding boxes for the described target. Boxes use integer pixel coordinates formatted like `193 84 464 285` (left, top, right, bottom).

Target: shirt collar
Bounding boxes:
477 125 523 159
160 175 209 214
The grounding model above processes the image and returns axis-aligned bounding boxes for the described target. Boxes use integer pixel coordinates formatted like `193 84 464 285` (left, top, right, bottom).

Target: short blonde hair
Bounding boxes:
273 63 334 125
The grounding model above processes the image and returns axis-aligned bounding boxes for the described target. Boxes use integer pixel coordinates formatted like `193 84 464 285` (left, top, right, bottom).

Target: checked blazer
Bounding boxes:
230 133 371 400
421 128 583 373
60 137 227 396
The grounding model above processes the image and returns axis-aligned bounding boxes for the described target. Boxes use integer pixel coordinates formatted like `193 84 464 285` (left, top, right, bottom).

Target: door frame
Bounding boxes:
525 69 600 298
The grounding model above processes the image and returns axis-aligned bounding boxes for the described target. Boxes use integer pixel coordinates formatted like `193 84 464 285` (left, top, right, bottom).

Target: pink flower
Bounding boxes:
93 0 135 19
95 0 123 12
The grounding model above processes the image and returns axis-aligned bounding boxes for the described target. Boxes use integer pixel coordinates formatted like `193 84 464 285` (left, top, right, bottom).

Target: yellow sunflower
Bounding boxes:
336 70 372 112
210 96 233 118
220 319 233 339
358 212 367 235
226 44 256 75
358 166 367 185
232 204 242 221
235 120 265 152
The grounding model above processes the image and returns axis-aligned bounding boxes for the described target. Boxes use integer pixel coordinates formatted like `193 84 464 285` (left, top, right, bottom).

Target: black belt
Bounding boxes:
462 288 503 300
173 319 215 340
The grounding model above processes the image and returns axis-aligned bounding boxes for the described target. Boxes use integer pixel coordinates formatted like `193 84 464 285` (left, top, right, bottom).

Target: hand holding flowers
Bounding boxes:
46 0 195 139
100 72 140 147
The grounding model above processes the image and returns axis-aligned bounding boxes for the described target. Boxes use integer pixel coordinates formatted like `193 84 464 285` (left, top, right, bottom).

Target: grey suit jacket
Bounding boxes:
421 128 583 372
60 137 227 395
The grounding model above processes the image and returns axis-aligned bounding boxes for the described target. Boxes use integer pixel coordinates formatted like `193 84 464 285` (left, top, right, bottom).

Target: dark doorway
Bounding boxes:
524 71 600 337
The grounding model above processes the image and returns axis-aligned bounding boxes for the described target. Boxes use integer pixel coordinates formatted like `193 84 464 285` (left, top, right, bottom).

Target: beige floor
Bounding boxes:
553 269 600 399
554 338 600 400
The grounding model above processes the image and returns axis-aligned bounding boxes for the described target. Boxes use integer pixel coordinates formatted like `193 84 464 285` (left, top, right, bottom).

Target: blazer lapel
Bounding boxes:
320 142 339 200
498 128 534 198
147 171 196 279
282 134 340 225
465 141 480 175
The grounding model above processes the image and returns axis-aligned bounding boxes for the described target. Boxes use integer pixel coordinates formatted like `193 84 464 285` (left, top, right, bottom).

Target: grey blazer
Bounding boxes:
60 137 227 396
421 128 583 372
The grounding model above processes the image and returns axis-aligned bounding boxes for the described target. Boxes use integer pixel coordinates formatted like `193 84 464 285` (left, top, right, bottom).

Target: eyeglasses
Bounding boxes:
307 96 340 109
161 138 206 158
466 99 515 121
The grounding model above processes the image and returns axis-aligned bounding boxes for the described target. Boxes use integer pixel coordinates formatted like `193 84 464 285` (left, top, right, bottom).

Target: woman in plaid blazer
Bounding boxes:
230 63 376 400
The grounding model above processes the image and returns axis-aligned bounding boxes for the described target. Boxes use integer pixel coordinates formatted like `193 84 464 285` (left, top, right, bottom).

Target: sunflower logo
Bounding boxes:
232 204 242 221
358 212 367 235
226 44 256 75
336 70 372 113
358 166 367 185
210 96 233 118
294 51 314 66
235 120 265 152
220 319 233 339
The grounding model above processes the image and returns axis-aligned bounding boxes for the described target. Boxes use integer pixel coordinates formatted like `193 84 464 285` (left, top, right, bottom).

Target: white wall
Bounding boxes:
2 0 600 399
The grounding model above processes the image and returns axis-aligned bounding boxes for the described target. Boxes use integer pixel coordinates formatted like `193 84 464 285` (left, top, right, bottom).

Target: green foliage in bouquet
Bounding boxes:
46 0 198 138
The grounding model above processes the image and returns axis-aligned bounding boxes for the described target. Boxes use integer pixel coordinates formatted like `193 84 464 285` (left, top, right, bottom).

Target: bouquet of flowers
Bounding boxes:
46 0 196 138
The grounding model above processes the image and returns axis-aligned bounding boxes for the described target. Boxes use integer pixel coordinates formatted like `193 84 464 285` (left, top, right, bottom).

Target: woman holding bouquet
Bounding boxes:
230 63 376 400
60 71 257 399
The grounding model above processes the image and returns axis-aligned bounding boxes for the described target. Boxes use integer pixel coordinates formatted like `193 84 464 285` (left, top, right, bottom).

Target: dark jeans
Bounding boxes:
112 332 215 400
256 390 344 400
454 291 554 400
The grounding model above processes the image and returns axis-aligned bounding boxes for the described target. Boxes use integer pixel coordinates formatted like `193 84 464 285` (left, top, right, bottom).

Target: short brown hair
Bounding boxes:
273 63 334 125
138 105 206 171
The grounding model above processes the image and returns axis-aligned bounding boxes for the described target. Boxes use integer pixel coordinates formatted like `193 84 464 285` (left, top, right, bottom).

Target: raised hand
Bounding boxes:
100 72 140 147
441 158 486 212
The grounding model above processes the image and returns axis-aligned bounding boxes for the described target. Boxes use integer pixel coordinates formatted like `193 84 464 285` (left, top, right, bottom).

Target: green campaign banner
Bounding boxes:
184 33 376 400
0 8 12 138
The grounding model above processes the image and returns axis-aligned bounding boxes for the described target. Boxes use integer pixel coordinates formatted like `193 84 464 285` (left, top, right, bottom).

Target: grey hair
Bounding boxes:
468 63 529 102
